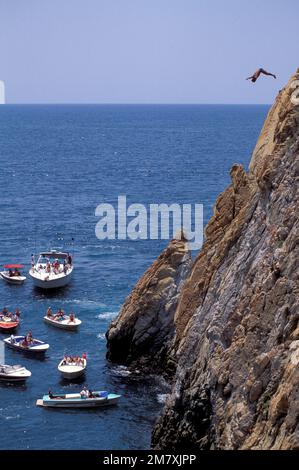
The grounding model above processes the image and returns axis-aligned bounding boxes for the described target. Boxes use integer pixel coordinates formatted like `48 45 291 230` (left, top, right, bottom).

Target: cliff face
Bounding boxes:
106 235 192 371
106 70 299 450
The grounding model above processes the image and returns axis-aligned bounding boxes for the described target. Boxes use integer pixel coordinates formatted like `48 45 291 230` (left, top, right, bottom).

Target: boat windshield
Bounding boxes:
37 256 50 264
39 253 68 261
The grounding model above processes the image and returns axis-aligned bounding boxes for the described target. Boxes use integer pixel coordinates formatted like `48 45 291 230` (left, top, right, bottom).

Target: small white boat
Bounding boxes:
29 251 73 290
36 391 121 408
0 264 26 285
44 314 81 331
0 363 31 382
4 335 50 354
58 357 87 380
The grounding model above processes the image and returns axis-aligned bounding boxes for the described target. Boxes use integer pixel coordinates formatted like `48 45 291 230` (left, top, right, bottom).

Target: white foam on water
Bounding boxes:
5 414 20 420
157 394 169 404
111 365 131 377
96 311 119 320
97 333 106 340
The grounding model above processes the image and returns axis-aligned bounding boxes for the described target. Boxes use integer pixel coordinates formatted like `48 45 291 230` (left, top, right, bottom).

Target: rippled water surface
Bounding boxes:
0 104 268 449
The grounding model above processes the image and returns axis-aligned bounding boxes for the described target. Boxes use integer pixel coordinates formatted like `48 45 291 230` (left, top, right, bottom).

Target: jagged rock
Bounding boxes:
152 69 299 450
106 69 299 449
106 235 192 371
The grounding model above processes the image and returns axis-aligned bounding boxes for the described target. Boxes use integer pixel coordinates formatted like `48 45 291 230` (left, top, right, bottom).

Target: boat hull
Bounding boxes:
0 375 29 382
44 316 81 330
0 364 31 382
29 268 73 289
0 272 26 285
4 336 49 354
0 321 19 331
58 359 86 380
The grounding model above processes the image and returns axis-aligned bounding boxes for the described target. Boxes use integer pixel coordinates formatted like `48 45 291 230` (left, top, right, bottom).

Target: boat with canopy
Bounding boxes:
0 264 26 285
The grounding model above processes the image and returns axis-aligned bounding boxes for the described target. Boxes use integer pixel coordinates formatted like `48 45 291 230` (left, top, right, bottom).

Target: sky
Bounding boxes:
0 0 298 104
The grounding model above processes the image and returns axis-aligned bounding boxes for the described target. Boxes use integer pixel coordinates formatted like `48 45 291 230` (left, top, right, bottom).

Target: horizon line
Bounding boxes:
1 102 271 106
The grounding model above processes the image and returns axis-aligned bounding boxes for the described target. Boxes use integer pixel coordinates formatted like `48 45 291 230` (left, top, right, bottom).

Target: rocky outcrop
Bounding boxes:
106 235 192 372
106 70 299 449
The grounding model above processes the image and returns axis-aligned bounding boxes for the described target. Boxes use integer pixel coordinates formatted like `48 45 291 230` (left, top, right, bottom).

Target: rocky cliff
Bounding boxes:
106 234 192 372
106 70 299 450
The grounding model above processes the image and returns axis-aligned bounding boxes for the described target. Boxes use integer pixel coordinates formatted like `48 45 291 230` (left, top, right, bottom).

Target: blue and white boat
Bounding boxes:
4 335 49 354
36 391 121 408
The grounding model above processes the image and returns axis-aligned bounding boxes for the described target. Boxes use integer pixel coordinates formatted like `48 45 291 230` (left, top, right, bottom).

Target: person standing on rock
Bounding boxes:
246 68 277 83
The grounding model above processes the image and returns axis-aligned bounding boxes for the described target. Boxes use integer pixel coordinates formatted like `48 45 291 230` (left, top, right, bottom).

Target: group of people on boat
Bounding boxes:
61 354 86 367
32 253 73 276
0 307 21 321
48 385 94 400
46 307 76 323
80 386 95 398
8 268 21 277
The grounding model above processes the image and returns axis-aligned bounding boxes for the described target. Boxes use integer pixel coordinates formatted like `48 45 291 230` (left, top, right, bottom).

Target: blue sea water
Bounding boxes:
0 104 269 449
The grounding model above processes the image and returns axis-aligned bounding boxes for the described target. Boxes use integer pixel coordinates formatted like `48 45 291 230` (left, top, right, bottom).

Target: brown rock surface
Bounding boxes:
106 235 192 371
106 70 299 449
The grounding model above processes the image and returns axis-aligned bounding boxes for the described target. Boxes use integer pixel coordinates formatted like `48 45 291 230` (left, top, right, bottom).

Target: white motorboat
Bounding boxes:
29 250 73 289
58 357 87 380
4 335 50 354
0 363 31 382
0 264 26 285
44 314 81 331
36 391 121 408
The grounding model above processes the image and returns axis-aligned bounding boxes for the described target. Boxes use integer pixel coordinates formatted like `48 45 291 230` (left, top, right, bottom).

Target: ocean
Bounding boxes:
0 104 268 449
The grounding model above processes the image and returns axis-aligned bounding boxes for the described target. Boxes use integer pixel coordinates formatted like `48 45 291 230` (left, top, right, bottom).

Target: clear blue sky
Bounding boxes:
0 0 298 104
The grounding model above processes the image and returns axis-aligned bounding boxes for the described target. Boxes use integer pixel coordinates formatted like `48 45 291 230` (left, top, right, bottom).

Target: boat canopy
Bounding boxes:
39 252 68 259
4 264 24 269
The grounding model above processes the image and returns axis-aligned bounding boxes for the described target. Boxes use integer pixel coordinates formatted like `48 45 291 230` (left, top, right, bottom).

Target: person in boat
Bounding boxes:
11 309 20 322
46 307 53 318
31 254 35 267
1 306 9 316
53 259 60 273
63 262 68 275
67 253 72 266
22 336 29 348
10 334 16 344
8 269 13 277
48 389 63 400
80 386 89 398
14 268 20 277
55 308 64 320
26 331 33 344
75 356 82 366
15 308 21 318
46 261 51 273
68 312 75 323
62 355 68 365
